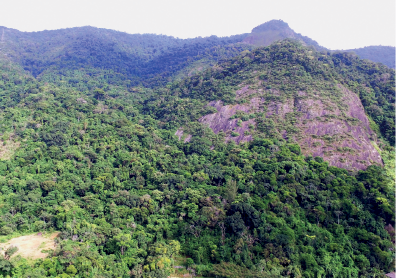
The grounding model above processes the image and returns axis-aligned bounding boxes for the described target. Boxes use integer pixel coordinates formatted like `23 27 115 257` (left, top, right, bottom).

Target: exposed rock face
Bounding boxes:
296 86 382 169
175 128 192 143
199 100 256 144
196 85 382 171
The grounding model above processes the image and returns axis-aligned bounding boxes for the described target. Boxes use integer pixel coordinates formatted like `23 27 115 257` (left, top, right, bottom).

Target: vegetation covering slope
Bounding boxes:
0 24 394 278
0 37 394 278
0 26 251 88
346 46 395 69
150 40 395 148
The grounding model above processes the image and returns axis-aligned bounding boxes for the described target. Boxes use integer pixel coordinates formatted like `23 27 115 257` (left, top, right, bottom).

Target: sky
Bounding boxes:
1 0 395 50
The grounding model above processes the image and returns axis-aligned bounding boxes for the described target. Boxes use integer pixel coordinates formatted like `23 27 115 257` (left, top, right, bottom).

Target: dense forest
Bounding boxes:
346 46 395 69
0 22 394 278
1 25 251 88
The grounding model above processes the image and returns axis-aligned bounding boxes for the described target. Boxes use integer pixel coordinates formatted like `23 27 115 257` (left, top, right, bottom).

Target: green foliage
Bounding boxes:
1 26 251 88
329 51 395 144
346 46 395 69
0 246 18 274
0 36 393 278
66 265 77 275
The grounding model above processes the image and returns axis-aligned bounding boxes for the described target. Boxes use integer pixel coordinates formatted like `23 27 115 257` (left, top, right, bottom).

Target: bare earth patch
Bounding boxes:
0 232 60 259
0 138 20 160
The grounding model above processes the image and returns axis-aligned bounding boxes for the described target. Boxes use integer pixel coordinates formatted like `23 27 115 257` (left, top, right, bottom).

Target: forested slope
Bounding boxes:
0 19 325 87
0 37 394 278
0 25 250 88
146 41 396 170
346 46 395 69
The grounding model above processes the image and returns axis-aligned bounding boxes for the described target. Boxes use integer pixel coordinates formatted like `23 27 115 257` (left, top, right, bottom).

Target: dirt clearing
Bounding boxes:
0 132 21 160
0 232 60 259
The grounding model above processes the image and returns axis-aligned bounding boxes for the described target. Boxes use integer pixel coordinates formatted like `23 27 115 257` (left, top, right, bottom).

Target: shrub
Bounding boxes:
66 265 77 275
0 226 13 235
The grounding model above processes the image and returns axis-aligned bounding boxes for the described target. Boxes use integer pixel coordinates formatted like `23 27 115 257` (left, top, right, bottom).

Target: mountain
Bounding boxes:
0 23 394 278
0 20 393 90
242 20 327 51
0 20 395 84
149 40 394 171
346 46 395 69
0 25 251 87
242 20 395 69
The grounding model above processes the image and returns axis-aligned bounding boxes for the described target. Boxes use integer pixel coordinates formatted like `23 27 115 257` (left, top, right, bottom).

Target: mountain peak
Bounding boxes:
251 19 291 33
243 19 325 51
243 19 299 47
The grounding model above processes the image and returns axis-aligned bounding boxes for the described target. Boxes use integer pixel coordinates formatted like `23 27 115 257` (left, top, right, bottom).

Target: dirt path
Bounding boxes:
0 232 60 259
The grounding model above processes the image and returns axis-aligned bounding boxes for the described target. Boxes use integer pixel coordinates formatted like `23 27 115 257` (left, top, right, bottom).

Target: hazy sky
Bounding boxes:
1 0 395 50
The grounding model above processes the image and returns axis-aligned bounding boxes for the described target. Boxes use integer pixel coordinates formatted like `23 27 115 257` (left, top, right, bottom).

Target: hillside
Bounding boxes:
1 20 393 92
0 25 251 87
151 40 394 164
0 25 394 278
2 20 390 108
346 46 395 69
